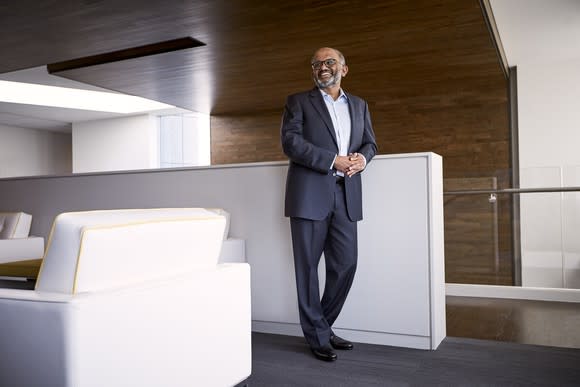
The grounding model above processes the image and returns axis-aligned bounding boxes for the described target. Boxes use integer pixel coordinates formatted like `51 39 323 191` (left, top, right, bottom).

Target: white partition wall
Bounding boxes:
251 153 445 350
73 114 159 173
0 152 445 350
0 124 71 178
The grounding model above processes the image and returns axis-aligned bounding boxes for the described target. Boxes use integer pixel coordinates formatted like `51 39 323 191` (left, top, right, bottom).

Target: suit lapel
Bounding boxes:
346 91 360 153
308 88 338 148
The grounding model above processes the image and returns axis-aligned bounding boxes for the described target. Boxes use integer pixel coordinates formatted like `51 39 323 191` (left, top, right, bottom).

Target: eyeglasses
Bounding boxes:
311 58 340 69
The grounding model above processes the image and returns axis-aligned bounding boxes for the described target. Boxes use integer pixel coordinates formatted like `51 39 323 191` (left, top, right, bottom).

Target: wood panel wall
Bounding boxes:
210 0 510 182
445 178 512 285
209 0 513 286
211 112 282 165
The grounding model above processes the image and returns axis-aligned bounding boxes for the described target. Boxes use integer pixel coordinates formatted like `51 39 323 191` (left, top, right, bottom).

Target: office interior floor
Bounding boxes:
446 295 580 349
247 297 580 386
248 331 580 387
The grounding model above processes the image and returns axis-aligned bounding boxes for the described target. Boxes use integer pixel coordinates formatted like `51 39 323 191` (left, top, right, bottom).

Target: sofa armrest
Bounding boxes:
0 212 32 239
0 288 72 302
0 263 251 387
0 237 44 264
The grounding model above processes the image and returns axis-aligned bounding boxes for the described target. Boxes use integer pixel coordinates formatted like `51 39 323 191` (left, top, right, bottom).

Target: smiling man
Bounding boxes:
281 47 378 362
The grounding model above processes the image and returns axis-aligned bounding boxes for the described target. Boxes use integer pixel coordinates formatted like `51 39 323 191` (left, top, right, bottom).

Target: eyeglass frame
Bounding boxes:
311 58 344 70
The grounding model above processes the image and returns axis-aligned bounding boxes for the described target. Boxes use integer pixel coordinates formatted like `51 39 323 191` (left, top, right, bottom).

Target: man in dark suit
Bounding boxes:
281 47 377 362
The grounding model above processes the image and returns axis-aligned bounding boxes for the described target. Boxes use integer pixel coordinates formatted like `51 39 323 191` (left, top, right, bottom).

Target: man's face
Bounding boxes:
311 49 348 89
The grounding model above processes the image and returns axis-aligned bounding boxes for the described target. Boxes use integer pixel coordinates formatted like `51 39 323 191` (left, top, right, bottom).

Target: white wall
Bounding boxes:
518 59 580 171
517 58 580 288
491 0 580 289
73 114 159 173
0 124 71 178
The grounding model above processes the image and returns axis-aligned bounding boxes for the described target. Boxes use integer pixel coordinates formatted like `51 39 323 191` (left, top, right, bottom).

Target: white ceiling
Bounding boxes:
0 67 125 132
0 66 190 133
490 0 580 66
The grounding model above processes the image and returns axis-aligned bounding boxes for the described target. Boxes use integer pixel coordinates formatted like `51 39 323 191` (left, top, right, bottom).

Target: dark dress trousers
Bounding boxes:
281 87 377 349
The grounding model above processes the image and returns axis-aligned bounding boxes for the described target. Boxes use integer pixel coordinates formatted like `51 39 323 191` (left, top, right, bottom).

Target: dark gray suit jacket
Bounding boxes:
281 87 378 221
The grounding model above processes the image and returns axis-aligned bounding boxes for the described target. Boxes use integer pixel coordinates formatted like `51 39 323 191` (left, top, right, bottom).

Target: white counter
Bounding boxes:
249 153 445 350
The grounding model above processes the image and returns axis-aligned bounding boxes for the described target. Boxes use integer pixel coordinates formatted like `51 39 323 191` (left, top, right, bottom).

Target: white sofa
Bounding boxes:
0 208 251 387
212 208 246 264
0 212 44 264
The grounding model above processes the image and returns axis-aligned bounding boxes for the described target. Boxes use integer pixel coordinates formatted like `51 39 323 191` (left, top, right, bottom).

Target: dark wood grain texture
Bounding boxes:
0 0 509 179
445 178 513 285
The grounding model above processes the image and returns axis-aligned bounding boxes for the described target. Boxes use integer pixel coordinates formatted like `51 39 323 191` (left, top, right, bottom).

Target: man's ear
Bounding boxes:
342 64 349 77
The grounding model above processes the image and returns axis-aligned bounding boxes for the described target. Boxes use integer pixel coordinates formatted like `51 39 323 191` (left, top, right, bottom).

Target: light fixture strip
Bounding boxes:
0 80 174 114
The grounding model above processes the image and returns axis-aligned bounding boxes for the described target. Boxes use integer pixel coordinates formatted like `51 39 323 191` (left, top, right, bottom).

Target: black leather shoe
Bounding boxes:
311 345 337 362
330 335 353 350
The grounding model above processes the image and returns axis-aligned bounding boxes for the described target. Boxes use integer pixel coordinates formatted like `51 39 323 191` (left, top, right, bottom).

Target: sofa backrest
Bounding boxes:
0 212 32 239
35 208 226 294
207 208 231 240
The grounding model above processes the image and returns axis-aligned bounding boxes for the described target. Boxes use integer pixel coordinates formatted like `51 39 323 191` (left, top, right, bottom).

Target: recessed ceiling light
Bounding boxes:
0 80 175 114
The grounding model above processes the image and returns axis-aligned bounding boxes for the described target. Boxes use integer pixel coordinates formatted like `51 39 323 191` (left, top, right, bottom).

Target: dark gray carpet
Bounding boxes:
248 332 580 386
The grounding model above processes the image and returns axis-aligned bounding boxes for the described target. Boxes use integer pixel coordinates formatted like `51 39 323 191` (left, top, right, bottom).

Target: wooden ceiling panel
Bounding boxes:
50 46 216 113
0 0 502 115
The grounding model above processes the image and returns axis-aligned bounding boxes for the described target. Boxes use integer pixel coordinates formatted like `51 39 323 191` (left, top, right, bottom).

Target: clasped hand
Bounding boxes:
334 153 365 177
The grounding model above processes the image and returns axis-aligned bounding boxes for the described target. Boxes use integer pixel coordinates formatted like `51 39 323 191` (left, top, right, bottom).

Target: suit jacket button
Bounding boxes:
332 173 336 176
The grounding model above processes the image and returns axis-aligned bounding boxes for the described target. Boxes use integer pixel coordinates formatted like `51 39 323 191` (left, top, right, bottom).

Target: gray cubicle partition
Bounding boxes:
0 153 445 349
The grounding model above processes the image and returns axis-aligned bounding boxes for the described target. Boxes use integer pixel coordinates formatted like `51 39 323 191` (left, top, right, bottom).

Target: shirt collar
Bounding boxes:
319 88 348 101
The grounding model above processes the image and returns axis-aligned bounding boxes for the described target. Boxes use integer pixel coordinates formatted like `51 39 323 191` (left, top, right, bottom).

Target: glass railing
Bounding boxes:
444 168 580 290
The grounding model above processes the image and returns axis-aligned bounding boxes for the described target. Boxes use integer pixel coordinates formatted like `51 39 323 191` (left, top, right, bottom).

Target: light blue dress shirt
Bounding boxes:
320 88 351 176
